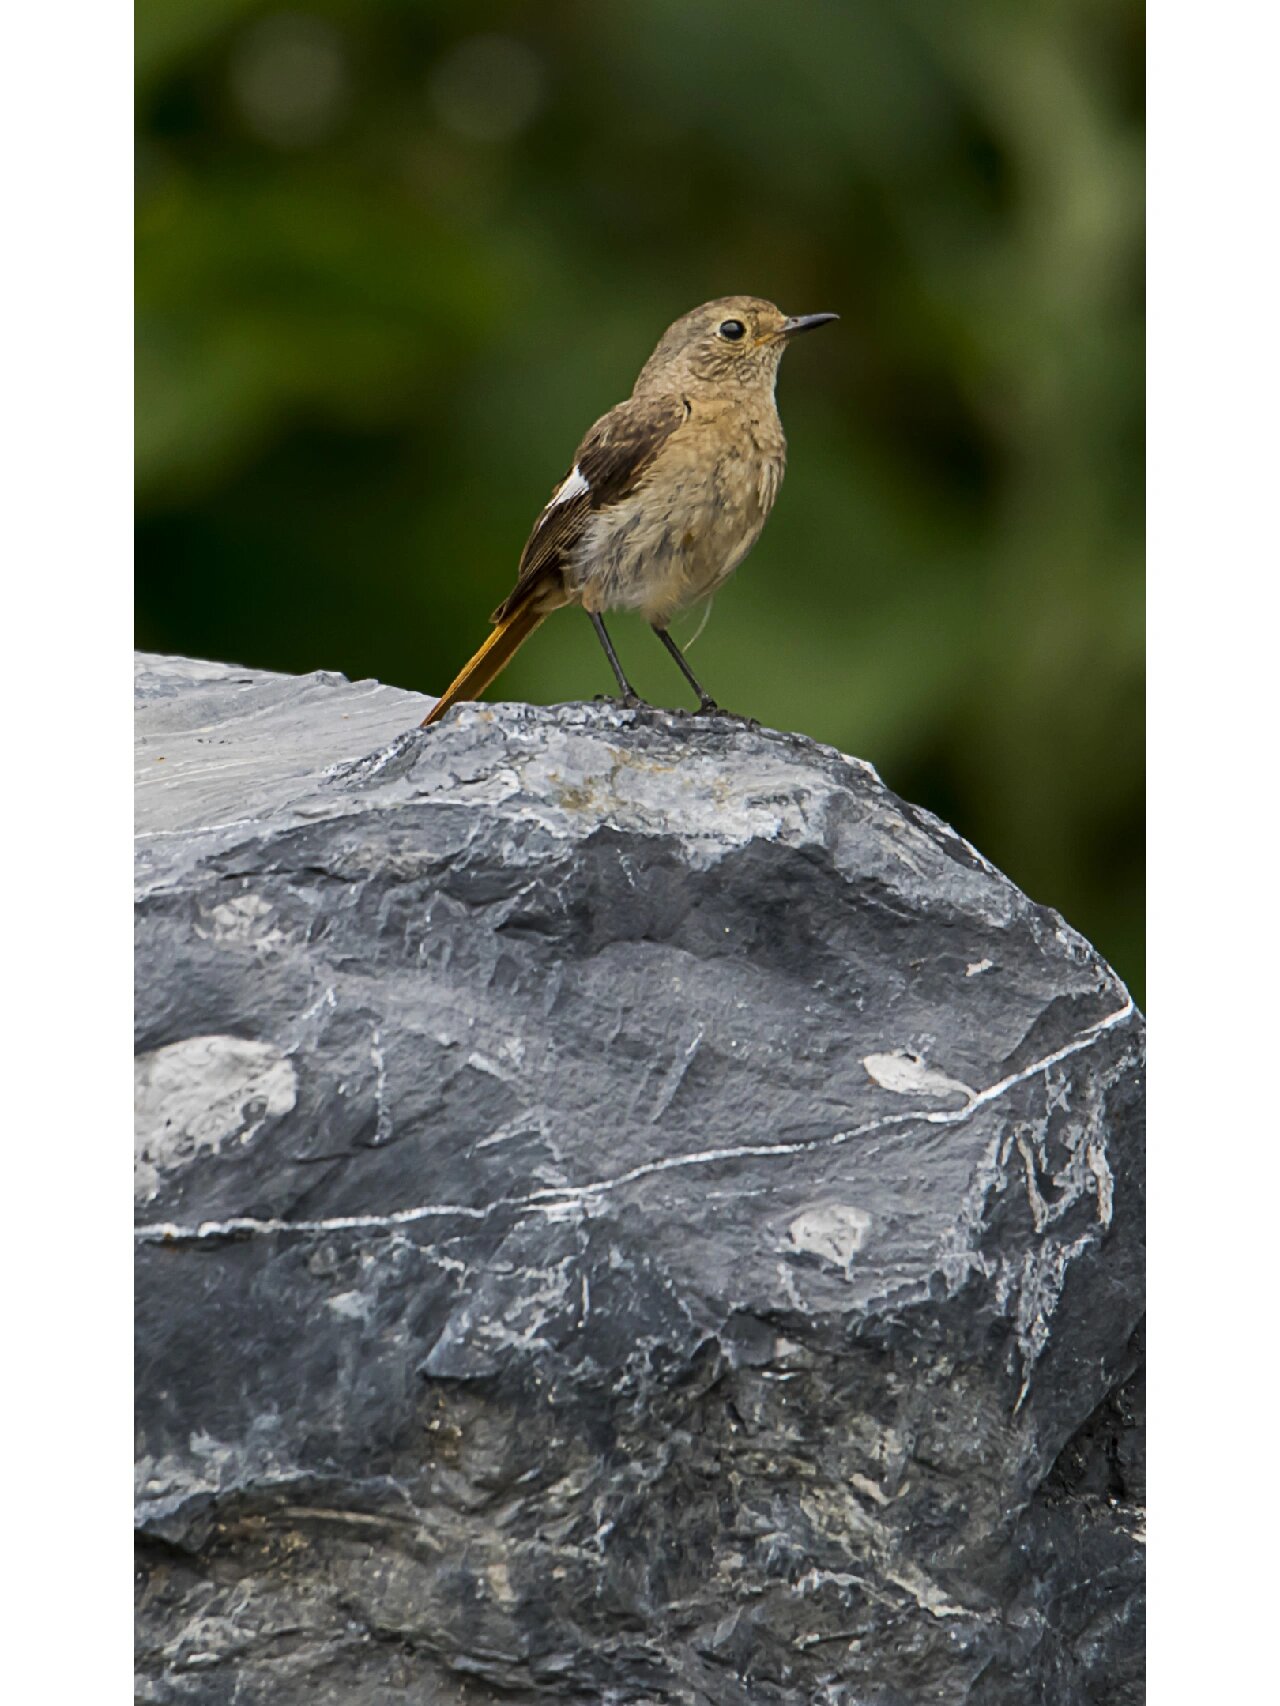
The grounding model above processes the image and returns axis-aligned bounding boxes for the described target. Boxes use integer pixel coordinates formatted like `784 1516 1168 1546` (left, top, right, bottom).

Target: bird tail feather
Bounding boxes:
420 601 546 727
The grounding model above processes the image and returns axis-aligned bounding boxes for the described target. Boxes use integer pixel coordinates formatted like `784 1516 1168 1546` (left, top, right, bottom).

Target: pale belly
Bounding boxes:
567 451 784 627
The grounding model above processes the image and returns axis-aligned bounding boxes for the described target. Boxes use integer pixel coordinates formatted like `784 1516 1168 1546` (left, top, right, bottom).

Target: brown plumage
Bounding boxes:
422 295 836 725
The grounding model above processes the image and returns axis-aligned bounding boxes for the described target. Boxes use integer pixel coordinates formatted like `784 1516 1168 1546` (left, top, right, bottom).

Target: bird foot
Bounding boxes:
697 702 759 728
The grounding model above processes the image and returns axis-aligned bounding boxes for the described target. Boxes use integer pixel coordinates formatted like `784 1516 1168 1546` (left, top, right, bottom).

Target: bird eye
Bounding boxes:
718 319 746 341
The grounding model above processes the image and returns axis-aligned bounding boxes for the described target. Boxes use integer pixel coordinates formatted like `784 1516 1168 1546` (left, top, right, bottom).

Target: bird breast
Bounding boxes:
569 421 786 627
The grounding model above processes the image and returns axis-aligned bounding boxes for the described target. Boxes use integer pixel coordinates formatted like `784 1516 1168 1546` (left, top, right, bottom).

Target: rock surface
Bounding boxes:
134 653 1144 1705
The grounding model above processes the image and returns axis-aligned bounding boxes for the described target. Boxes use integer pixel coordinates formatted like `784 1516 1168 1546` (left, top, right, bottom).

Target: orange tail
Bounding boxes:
420 601 546 726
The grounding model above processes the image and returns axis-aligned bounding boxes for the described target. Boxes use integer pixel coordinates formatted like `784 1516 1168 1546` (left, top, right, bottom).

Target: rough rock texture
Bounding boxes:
134 653 1144 1705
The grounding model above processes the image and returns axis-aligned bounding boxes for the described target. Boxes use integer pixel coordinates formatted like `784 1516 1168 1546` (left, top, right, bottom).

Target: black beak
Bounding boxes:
781 312 839 336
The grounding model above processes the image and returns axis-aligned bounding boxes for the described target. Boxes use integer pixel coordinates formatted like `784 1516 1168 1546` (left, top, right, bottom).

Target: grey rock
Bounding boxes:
134 652 1144 1705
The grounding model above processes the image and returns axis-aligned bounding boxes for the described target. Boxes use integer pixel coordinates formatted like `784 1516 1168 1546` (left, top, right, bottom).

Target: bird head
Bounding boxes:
632 296 837 398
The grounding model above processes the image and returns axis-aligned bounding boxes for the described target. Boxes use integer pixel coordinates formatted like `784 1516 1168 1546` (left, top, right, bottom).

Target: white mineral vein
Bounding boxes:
135 997 1134 1244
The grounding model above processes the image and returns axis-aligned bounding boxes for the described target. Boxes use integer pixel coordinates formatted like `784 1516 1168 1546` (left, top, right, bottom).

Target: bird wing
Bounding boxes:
492 392 688 621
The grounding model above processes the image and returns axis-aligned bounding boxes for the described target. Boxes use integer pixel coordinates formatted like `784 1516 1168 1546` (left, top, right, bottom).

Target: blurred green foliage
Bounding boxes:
136 0 1144 998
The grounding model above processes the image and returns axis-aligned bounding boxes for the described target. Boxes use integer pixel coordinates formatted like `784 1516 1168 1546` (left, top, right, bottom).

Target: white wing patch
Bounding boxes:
549 465 589 507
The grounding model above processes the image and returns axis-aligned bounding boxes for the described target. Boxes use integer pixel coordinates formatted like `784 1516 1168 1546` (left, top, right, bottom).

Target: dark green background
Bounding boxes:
136 0 1144 999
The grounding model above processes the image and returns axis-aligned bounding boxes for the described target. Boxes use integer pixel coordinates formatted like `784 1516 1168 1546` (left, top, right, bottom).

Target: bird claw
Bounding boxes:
697 702 759 729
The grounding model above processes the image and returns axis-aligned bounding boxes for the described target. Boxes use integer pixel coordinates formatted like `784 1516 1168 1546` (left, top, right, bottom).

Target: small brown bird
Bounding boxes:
421 296 837 726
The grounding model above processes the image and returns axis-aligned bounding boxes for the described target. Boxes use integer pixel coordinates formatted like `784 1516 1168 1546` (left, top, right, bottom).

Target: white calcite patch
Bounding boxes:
862 1052 973 1100
786 1203 872 1270
325 1290 372 1321
135 1034 297 1202
195 891 288 950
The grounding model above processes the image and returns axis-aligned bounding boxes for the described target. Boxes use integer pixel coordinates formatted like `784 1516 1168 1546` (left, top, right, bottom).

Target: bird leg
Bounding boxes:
587 612 644 705
652 626 718 712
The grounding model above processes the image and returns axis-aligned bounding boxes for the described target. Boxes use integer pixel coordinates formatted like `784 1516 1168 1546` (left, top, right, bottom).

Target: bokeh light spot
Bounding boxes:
229 12 349 149
428 35 546 144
